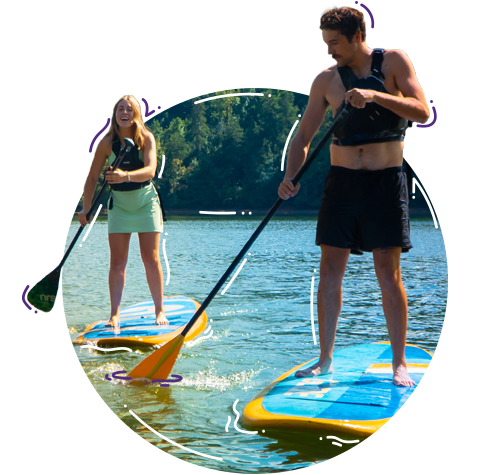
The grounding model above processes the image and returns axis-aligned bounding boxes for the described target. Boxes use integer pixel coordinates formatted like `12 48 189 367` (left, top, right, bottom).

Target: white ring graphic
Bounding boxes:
310 276 317 345
162 239 170 285
129 410 223 461
232 399 258 435
82 204 102 244
281 120 299 171
221 259 247 295
194 93 264 104
81 345 132 353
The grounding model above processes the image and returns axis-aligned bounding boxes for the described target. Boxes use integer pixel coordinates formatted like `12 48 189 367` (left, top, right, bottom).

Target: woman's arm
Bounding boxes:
78 136 111 225
83 137 110 208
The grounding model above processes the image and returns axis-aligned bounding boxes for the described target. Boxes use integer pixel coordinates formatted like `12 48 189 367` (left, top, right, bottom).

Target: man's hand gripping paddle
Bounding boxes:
28 137 135 312
129 105 353 382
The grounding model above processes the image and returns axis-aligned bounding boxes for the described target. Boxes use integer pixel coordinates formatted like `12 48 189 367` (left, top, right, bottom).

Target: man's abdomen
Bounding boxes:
330 141 404 170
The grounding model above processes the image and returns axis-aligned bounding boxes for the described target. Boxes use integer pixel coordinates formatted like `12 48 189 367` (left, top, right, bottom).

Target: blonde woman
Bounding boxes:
79 95 167 327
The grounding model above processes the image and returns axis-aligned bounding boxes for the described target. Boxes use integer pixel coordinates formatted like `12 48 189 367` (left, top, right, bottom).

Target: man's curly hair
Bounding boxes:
320 7 366 43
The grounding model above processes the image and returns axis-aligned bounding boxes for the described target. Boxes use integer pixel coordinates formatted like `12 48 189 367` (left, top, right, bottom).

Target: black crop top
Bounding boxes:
332 49 411 147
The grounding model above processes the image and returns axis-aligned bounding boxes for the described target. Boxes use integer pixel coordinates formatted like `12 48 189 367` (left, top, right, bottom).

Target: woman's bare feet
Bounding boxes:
106 315 120 328
393 363 415 387
295 359 334 378
155 311 169 325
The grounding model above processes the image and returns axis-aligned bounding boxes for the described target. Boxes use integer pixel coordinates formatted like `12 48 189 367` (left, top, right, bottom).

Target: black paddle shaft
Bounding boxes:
58 138 134 269
181 105 352 337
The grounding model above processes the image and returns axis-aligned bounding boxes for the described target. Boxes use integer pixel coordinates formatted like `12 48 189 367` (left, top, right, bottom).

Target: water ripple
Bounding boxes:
63 216 446 472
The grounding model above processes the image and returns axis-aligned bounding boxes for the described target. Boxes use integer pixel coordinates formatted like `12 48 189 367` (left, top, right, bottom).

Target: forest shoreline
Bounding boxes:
73 207 433 218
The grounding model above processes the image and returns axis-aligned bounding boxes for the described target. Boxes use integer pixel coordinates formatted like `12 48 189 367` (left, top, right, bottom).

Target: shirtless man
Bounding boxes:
278 7 429 386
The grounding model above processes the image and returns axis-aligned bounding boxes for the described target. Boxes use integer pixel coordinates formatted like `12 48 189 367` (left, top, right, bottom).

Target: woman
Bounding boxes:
79 95 167 328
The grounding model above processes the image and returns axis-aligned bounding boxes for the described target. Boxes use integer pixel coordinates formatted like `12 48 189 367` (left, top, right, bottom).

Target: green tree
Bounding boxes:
239 90 300 208
186 101 210 164
154 117 191 207
191 111 245 208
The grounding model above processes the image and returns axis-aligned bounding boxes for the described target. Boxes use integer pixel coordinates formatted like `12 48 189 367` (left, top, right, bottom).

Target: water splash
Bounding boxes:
178 368 264 391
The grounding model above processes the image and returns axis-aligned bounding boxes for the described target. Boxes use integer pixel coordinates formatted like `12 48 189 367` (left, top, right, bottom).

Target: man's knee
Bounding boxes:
319 246 350 287
381 271 402 290
319 262 345 289
375 264 402 292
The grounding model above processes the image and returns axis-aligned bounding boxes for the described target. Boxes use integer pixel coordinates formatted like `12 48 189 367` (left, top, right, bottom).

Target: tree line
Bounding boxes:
79 88 428 214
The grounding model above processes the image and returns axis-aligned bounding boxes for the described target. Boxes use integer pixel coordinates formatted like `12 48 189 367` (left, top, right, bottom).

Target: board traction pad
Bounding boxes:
244 343 432 434
74 296 204 344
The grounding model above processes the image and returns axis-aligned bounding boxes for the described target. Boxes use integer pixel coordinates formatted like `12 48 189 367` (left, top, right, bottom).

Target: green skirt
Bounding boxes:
108 183 163 234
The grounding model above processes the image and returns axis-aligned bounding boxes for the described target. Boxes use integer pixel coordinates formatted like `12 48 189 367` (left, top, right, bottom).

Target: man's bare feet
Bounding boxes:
106 315 120 328
295 359 334 378
155 311 169 325
393 363 415 387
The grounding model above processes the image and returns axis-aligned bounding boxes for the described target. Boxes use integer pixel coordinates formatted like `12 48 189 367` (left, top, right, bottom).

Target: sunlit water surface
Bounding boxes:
63 216 447 473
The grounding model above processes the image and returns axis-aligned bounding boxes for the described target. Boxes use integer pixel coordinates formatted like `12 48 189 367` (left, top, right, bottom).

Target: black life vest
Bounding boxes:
332 49 411 146
108 135 167 221
110 135 150 191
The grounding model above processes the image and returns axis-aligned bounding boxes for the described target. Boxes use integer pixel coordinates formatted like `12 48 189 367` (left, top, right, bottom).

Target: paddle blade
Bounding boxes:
129 334 185 380
27 267 61 312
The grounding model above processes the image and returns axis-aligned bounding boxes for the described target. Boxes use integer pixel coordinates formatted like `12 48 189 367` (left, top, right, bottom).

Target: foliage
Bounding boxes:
78 88 427 214
149 88 333 211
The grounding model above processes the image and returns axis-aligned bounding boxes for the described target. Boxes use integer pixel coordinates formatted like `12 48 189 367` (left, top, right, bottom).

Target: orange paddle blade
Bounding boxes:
129 334 185 380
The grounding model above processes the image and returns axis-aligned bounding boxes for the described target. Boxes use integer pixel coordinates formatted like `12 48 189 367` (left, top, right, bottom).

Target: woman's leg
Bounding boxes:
138 232 167 325
107 233 131 327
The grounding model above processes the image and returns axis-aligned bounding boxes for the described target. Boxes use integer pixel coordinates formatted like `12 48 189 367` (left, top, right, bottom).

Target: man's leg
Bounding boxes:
295 245 350 378
373 247 415 387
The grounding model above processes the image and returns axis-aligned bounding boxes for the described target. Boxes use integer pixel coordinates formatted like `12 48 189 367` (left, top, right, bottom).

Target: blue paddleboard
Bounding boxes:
74 295 207 347
243 342 432 437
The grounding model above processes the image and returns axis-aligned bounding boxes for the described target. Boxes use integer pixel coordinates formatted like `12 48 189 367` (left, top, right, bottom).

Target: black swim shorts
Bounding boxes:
315 166 412 255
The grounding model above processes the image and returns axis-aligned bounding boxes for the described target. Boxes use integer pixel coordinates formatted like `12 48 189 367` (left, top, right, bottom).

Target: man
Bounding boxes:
278 7 429 386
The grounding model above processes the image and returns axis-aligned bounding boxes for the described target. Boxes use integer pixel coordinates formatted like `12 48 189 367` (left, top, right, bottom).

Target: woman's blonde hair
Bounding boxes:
107 95 150 150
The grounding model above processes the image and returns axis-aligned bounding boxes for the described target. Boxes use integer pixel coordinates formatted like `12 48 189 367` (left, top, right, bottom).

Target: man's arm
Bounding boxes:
345 50 430 123
279 73 329 200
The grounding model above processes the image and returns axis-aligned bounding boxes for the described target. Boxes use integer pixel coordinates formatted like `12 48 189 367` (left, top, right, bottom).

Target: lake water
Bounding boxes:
63 215 447 473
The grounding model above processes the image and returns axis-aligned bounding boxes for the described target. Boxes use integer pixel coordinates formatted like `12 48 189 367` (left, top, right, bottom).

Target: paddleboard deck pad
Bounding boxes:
73 295 207 347
243 342 432 437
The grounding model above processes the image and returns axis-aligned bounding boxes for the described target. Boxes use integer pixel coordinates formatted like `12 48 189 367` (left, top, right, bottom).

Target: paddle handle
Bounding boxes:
181 105 352 336
59 143 133 268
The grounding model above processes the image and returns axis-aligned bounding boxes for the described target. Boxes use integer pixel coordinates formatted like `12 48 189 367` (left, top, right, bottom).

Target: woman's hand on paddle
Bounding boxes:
106 168 128 184
78 208 90 226
278 179 301 200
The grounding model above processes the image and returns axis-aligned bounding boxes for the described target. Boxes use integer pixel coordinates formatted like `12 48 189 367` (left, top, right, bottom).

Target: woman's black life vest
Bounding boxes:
332 49 411 146
110 136 151 191
108 135 166 221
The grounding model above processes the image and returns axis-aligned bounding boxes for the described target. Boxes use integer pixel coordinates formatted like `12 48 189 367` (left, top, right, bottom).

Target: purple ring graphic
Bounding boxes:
22 285 32 310
89 118 110 153
416 106 437 128
356 3 375 28
152 378 175 387
106 372 183 385
160 374 182 386
112 371 132 381
141 97 160 117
